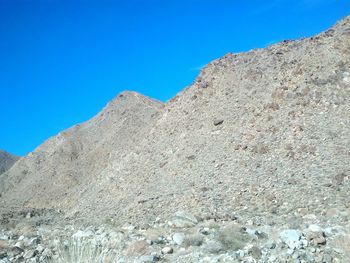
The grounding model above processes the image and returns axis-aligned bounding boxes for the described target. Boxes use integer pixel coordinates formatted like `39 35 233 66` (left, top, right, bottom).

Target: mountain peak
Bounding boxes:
105 90 164 111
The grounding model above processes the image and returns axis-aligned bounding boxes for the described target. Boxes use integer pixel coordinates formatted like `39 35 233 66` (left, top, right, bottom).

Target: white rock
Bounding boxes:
161 246 173 254
287 248 294 255
280 229 302 249
236 249 245 258
28 237 40 246
308 224 323 233
246 228 258 239
0 234 8 240
122 224 135 231
173 232 185 245
14 241 24 249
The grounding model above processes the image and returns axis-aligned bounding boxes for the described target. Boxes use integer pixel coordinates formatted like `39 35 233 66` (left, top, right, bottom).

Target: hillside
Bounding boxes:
80 14 350 226
1 15 349 225
0 91 163 209
0 150 19 175
0 14 349 263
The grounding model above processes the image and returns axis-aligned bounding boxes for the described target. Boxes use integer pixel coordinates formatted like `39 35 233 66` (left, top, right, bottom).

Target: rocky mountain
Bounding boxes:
0 91 163 209
1 15 349 224
0 14 349 263
0 150 19 175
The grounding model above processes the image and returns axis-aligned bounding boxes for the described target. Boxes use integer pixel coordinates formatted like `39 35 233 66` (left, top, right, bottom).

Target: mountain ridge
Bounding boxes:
0 15 349 228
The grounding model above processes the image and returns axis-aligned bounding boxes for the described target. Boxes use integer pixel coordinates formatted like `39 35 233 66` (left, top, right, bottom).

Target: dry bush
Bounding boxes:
216 224 250 251
46 238 118 263
183 233 204 247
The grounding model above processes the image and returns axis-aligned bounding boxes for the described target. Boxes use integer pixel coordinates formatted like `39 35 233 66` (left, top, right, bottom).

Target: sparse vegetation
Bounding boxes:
216 224 251 251
46 238 118 263
183 233 204 247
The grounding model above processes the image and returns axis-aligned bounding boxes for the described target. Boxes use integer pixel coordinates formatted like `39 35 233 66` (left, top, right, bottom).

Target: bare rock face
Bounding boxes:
0 150 19 175
1 15 350 228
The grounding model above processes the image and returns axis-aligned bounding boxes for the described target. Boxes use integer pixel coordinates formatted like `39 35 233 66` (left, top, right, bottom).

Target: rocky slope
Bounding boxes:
75 14 349 225
0 91 164 210
0 150 19 175
0 14 349 263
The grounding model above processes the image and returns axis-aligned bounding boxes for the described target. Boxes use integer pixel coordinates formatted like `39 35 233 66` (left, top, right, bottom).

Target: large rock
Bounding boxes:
172 233 185 246
280 229 302 249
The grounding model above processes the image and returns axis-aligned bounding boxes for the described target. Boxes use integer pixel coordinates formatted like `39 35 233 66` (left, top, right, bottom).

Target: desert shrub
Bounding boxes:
46 238 118 263
183 233 204 247
216 224 250 251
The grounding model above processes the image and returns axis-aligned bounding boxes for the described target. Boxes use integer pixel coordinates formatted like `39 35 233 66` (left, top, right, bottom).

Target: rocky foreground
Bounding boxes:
0 206 350 263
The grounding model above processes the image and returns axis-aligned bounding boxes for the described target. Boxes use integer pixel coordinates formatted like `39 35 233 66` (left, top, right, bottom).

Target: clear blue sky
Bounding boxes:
1 0 349 156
